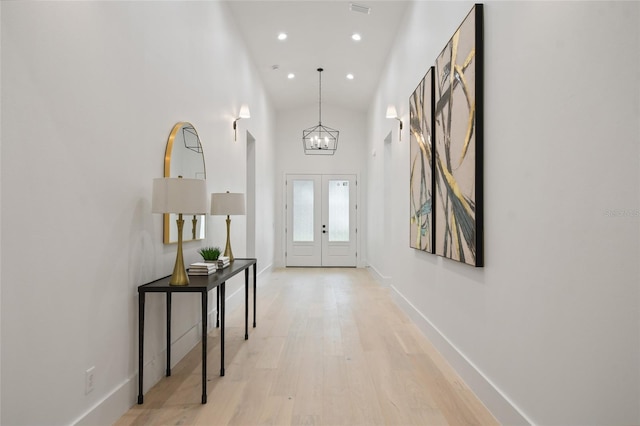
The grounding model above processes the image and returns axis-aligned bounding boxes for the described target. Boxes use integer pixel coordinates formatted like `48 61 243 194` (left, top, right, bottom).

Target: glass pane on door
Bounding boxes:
293 180 314 242
328 180 349 242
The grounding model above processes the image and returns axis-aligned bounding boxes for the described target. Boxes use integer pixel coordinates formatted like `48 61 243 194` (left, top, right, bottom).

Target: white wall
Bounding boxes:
367 1 640 425
0 3 3 419
0 2 275 425
274 104 367 267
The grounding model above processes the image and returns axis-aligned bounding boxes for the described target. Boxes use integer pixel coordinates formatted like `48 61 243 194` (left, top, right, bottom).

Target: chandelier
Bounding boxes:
302 68 339 155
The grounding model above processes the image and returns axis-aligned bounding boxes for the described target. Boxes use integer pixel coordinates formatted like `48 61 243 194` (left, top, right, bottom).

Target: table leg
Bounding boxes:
253 263 257 328
220 282 225 376
245 269 249 340
201 291 208 404
216 286 220 328
137 292 145 404
166 292 172 377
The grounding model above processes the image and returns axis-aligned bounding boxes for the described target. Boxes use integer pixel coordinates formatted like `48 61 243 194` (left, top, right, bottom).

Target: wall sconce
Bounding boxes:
386 105 403 141
152 177 208 285
233 104 251 141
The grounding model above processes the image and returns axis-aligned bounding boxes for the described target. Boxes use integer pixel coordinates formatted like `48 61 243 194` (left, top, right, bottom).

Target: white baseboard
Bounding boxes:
257 262 273 278
389 284 533 426
365 263 391 287
73 375 137 426
73 322 204 426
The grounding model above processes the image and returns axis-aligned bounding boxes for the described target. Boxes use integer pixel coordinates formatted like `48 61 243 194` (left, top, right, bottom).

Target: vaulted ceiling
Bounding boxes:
226 1 409 112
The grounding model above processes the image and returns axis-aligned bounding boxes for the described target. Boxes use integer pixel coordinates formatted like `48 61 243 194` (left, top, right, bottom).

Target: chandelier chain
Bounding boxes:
318 68 323 124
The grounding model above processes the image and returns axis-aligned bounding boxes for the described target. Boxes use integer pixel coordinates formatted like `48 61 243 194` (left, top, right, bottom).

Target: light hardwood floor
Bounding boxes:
116 268 498 426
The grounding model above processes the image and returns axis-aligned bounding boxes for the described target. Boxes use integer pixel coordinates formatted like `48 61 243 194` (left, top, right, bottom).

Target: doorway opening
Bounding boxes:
246 131 256 257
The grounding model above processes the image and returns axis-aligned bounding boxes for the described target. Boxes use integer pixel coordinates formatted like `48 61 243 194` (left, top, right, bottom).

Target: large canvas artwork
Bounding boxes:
409 67 435 252
434 4 484 266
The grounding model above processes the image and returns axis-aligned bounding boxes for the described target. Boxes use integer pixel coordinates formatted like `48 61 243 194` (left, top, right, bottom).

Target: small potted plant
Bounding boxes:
198 246 221 263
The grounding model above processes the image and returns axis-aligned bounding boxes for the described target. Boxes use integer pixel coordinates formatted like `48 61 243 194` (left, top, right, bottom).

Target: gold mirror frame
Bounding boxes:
163 122 207 244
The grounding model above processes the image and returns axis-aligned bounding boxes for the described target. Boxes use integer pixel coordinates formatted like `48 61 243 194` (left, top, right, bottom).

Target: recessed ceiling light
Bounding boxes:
278 32 287 41
346 73 354 80
352 33 362 41
288 73 295 79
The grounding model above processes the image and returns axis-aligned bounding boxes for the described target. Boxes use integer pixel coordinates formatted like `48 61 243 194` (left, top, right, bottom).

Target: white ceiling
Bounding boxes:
226 1 409 112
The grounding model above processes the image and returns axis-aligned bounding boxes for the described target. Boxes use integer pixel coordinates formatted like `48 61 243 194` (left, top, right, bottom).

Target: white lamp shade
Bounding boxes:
211 192 246 216
152 177 208 214
238 104 251 119
386 105 398 119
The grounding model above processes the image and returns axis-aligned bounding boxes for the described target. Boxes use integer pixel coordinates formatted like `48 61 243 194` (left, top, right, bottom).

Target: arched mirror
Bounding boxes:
163 122 206 244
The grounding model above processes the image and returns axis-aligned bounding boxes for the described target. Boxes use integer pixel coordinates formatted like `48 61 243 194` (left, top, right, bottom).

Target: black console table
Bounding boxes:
137 258 257 404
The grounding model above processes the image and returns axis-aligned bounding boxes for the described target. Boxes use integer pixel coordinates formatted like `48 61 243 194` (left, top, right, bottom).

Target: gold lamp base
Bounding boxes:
170 214 190 286
223 215 234 262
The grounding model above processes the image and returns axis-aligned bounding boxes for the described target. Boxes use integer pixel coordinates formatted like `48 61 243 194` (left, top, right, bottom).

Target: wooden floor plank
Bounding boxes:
321 355 353 425
118 268 498 425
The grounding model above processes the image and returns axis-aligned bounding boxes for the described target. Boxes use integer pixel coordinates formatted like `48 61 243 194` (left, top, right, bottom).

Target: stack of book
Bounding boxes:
216 256 231 269
188 262 217 275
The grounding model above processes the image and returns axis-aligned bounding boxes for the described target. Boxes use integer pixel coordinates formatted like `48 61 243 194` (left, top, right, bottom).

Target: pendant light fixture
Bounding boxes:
303 68 339 155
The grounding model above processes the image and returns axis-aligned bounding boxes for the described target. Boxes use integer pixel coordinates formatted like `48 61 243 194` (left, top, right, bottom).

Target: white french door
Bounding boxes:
285 174 357 267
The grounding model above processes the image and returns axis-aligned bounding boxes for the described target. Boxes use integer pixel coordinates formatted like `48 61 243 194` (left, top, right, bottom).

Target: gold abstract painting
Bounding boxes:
434 4 484 266
410 67 435 252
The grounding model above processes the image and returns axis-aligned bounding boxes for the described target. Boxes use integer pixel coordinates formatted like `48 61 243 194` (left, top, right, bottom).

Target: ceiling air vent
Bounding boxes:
349 3 371 14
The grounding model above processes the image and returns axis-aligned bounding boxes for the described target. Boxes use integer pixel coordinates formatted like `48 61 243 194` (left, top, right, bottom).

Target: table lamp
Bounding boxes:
152 177 208 285
210 192 245 262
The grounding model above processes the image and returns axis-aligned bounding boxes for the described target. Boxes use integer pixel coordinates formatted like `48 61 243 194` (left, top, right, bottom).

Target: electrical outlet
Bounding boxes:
85 367 95 395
